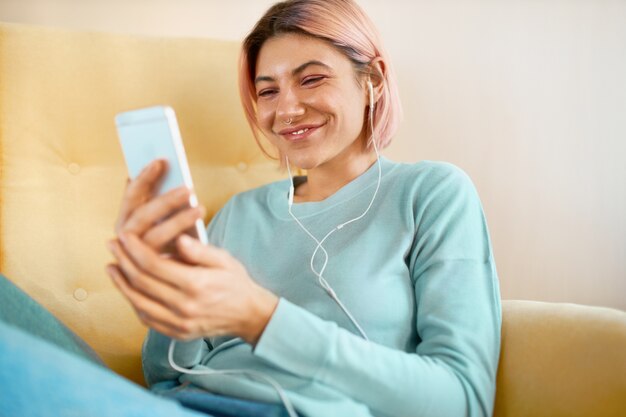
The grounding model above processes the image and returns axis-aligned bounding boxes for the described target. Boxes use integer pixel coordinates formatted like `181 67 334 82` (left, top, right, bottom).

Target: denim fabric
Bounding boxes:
155 381 292 417
0 320 297 417
0 321 206 417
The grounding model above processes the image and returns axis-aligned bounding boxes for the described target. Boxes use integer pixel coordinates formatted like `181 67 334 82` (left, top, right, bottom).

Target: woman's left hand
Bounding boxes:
106 232 279 345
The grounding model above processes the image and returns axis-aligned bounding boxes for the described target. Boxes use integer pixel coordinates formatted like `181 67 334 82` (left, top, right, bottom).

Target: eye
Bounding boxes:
302 75 325 86
257 88 278 98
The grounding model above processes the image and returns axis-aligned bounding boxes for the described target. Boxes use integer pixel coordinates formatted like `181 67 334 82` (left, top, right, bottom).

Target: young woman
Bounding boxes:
0 1 501 416
108 0 501 416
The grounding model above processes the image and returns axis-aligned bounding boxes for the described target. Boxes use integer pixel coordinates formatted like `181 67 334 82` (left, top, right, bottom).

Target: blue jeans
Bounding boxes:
0 275 291 417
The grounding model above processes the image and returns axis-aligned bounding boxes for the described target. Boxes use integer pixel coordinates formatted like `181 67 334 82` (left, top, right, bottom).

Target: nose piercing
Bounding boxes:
285 118 293 125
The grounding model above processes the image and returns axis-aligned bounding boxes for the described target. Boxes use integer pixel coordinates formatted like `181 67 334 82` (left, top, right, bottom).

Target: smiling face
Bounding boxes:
254 33 370 171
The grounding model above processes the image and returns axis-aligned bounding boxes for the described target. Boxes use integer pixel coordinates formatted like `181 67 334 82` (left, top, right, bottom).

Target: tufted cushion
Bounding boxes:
0 22 283 384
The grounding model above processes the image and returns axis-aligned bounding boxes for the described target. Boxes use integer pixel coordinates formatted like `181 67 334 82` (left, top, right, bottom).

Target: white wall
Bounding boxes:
2 0 625 310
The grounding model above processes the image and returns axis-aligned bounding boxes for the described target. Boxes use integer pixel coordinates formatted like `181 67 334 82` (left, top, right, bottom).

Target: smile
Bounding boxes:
290 128 310 135
278 123 325 142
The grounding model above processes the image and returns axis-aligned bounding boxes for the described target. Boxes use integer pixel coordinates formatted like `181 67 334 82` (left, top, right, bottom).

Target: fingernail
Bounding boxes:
177 187 189 198
107 240 116 252
179 234 192 247
118 233 128 246
194 206 205 217
141 162 155 175
144 160 160 176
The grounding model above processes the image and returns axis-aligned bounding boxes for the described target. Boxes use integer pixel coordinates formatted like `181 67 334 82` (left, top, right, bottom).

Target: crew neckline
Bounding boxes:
268 156 397 220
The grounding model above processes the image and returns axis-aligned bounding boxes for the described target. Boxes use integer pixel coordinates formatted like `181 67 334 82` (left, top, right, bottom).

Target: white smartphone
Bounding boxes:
115 105 208 246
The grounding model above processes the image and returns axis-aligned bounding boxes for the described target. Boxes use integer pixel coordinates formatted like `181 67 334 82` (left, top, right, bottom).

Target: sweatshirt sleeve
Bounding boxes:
141 198 234 387
253 165 501 417
142 331 210 386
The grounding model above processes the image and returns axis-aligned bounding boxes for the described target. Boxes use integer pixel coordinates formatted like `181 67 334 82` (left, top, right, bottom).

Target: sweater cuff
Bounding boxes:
144 329 205 366
253 298 335 379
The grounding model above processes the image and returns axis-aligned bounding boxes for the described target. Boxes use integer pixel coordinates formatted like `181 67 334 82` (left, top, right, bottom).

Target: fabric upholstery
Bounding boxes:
0 22 284 384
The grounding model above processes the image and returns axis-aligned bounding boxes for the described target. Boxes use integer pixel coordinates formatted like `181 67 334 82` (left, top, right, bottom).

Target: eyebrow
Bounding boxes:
254 60 332 85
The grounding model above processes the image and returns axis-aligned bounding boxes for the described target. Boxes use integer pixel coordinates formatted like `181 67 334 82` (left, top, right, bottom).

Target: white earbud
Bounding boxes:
288 185 294 206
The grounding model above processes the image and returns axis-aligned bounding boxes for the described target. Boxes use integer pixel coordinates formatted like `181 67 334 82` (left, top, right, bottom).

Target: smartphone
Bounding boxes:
115 105 208 246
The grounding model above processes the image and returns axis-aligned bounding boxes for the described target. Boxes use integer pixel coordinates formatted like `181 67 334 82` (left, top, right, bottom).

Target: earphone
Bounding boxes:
167 78 380 417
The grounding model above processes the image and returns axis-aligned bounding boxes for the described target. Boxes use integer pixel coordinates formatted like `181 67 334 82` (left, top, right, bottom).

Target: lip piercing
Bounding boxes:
285 118 293 125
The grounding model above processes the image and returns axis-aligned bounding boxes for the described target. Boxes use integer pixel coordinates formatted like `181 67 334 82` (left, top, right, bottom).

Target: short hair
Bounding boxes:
238 0 402 160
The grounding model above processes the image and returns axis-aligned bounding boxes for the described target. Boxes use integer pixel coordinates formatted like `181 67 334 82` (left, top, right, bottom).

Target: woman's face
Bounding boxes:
254 33 369 171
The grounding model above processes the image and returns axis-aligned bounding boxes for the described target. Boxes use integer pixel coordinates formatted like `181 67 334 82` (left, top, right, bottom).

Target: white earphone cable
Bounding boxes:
167 339 299 417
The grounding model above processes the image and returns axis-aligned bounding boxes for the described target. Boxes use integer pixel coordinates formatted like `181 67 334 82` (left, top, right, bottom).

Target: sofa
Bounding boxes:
0 22 624 417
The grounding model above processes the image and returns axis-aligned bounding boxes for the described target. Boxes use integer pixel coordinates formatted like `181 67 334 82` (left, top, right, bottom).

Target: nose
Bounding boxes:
275 87 305 123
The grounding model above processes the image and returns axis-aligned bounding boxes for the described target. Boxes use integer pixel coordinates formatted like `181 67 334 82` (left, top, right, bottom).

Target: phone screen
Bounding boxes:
115 106 208 245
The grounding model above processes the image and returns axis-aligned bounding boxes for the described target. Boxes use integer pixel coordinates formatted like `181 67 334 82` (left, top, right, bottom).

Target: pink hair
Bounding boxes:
238 0 402 161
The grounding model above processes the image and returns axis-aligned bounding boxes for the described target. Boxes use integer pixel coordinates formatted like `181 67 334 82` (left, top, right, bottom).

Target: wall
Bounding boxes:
1 0 624 310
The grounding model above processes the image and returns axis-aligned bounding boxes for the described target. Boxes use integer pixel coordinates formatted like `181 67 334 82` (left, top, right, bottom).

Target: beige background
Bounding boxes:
1 0 625 310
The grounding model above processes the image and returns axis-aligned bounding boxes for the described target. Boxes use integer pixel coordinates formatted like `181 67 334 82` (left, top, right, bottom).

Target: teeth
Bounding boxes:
290 128 309 135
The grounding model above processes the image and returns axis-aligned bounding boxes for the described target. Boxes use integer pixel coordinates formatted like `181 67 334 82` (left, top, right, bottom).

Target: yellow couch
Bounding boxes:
1 22 624 417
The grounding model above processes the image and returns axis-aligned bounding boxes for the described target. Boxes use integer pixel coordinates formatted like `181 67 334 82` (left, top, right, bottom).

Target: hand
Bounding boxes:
114 159 206 253
106 232 279 345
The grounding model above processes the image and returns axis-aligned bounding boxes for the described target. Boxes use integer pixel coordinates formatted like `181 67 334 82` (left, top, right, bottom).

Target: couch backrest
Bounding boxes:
0 22 283 384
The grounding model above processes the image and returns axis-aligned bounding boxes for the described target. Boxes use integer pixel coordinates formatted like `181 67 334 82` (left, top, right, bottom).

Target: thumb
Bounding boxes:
176 234 230 268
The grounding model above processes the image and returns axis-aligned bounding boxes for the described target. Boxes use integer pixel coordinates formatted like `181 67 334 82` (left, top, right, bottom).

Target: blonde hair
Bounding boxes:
238 0 402 160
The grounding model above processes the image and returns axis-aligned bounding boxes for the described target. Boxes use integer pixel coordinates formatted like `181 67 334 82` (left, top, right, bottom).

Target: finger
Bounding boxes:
106 264 194 338
115 160 166 232
107 239 189 310
176 235 232 269
145 316 193 341
142 205 206 250
120 186 193 238
118 233 201 291
107 265 188 331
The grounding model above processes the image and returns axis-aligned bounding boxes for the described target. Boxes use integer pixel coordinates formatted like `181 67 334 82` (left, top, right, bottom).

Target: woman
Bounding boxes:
109 0 501 416
0 1 501 416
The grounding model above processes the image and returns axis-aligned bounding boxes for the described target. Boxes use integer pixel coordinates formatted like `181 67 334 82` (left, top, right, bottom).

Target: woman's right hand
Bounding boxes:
113 159 206 253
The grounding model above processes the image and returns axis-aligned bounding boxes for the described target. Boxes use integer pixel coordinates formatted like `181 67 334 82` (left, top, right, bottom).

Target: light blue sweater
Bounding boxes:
143 157 502 417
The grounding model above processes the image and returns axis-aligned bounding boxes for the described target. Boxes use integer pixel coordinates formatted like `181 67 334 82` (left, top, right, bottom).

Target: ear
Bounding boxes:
365 57 386 104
